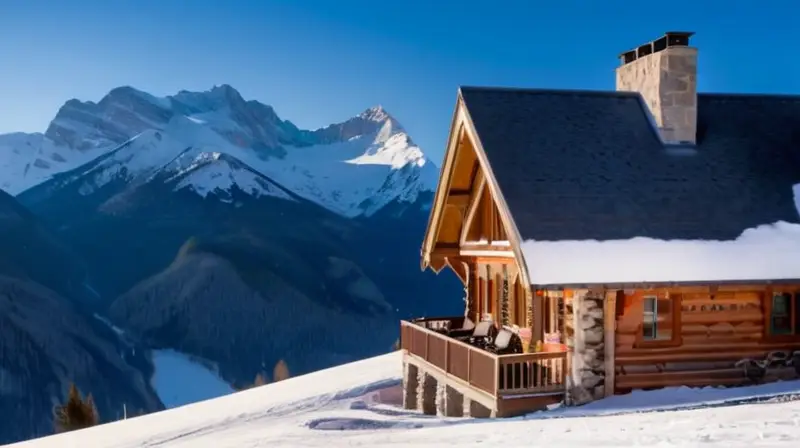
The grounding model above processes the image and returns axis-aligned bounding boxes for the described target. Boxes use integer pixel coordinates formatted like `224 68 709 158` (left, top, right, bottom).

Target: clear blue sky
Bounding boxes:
1 0 798 160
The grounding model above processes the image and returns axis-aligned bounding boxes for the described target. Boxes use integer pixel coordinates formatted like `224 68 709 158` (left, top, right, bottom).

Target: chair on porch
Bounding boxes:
486 327 524 355
458 319 497 349
448 316 476 339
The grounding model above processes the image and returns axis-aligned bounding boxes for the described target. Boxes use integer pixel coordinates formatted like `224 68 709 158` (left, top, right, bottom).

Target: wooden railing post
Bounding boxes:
445 340 450 374
493 356 500 396
467 349 472 385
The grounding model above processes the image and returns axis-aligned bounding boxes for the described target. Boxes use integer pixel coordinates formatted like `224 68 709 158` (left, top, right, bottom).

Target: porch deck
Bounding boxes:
400 317 568 417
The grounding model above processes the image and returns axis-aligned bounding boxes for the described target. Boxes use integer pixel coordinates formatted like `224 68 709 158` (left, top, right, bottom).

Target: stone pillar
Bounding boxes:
467 399 493 418
566 289 606 405
417 371 437 415
444 385 464 417
402 362 419 410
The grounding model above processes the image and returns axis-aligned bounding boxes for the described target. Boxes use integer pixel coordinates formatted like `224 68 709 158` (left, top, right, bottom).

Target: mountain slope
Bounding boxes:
0 190 163 445
18 146 407 383
8 84 461 418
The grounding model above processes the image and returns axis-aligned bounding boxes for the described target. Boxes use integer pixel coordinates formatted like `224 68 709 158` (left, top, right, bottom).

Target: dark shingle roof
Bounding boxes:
460 87 800 241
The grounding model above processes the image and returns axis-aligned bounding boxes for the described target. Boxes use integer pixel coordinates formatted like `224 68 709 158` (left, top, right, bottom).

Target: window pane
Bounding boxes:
642 321 656 340
795 293 800 335
771 293 793 335
773 293 790 315
642 296 673 341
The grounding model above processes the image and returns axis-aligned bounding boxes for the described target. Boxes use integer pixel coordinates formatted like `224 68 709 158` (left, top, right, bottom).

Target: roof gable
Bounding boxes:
420 97 533 285
460 87 800 242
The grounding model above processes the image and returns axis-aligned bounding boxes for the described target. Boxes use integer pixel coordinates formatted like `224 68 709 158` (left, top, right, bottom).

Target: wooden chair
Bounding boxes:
448 317 476 339
464 320 497 349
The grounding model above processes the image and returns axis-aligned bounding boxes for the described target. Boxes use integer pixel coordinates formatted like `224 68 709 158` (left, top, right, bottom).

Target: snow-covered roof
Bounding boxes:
522 221 800 285
459 87 800 286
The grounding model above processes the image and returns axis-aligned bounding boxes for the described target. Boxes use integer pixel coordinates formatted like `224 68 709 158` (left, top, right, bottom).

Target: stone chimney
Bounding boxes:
616 32 697 144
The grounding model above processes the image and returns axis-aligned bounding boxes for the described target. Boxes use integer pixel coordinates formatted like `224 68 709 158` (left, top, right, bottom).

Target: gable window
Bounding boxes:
769 292 800 336
639 294 679 345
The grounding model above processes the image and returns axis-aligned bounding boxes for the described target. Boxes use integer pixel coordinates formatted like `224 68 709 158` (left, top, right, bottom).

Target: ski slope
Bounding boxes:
10 352 800 447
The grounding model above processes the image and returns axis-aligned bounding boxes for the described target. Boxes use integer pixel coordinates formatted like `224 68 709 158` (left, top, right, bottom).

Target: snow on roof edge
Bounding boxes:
521 220 800 286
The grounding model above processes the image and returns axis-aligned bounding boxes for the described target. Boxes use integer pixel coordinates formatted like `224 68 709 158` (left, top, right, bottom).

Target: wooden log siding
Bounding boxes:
400 320 567 398
614 286 800 392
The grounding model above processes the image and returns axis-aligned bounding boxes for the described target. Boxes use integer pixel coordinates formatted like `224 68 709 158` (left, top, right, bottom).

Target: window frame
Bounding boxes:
635 292 682 348
764 287 800 341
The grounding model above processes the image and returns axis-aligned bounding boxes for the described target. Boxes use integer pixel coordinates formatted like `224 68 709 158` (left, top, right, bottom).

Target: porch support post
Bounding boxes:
402 362 419 410
533 290 544 345
444 385 464 417
471 262 480 322
603 290 618 397
467 399 493 418
526 288 535 352
417 370 437 415
462 261 474 319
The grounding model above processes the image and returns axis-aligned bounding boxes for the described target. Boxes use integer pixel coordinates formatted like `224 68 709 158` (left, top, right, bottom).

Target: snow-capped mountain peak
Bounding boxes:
2 85 437 217
164 149 296 202
358 105 391 123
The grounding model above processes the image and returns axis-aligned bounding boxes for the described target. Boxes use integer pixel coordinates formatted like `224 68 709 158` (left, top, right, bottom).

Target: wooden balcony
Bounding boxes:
400 317 567 417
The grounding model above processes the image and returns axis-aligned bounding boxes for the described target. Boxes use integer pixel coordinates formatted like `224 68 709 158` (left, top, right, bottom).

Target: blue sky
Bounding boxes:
1 0 798 160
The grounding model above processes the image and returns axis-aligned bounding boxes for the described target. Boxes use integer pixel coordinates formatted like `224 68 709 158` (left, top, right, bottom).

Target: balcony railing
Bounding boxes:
400 318 567 399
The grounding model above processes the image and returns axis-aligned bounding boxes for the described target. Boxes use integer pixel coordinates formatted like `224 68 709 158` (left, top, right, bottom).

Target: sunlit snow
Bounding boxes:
10 352 800 447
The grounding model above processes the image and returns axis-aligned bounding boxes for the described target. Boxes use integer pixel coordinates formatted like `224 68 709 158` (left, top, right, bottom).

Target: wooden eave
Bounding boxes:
531 278 800 290
420 90 533 287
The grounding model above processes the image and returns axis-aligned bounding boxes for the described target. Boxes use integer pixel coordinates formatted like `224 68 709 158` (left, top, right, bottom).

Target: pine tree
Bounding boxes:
273 360 290 382
253 372 269 387
53 383 99 433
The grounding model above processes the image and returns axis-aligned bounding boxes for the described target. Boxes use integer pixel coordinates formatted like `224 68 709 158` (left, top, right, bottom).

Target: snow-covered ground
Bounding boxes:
150 350 235 409
10 352 800 447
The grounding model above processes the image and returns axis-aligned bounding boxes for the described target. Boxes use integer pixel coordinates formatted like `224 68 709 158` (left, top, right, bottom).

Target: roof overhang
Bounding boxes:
531 278 800 289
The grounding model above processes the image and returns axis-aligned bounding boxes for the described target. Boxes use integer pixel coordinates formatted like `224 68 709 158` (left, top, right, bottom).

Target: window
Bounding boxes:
769 292 800 336
642 295 674 341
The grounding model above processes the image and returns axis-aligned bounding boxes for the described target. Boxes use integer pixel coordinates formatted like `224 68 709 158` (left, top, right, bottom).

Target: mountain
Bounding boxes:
0 190 162 445
8 85 461 395
8 84 439 218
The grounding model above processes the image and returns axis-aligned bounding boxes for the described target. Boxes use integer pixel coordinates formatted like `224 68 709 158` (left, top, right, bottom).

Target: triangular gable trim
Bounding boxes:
457 89 533 288
420 89 533 288
420 94 466 270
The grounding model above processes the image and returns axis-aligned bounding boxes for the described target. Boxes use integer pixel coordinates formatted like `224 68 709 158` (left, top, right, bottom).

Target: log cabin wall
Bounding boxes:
613 284 800 393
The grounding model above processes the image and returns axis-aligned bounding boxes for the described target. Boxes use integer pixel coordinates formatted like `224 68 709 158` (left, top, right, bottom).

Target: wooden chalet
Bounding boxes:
400 31 800 418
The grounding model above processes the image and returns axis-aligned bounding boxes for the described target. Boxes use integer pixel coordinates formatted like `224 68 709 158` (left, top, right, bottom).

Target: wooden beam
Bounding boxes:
604 290 617 397
445 192 470 209
431 243 516 260
459 171 486 245
449 189 471 197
